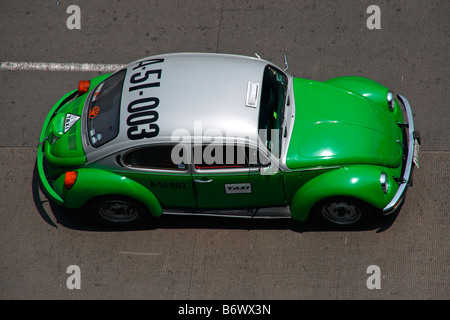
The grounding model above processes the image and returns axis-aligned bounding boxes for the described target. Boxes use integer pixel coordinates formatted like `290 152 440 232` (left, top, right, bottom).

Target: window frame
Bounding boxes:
191 143 270 174
87 69 127 148
120 143 190 173
258 64 288 159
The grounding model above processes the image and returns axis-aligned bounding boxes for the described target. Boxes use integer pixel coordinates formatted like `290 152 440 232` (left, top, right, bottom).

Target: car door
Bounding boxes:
191 144 286 209
120 144 197 209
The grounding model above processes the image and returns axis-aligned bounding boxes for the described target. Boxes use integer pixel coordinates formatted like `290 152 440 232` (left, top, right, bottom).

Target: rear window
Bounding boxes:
122 145 186 171
87 70 126 147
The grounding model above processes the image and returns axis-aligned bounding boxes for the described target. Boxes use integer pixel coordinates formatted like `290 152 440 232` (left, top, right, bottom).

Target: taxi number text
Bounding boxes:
126 58 164 140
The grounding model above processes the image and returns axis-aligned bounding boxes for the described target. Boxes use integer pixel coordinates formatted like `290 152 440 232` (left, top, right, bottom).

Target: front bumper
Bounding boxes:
383 94 420 214
37 89 78 205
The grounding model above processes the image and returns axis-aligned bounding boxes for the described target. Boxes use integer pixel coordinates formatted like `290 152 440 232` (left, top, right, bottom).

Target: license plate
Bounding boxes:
413 139 420 168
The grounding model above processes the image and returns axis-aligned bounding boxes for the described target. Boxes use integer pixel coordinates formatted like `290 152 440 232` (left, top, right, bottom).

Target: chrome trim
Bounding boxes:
387 90 395 111
194 179 213 183
163 206 291 219
383 94 417 214
286 166 342 173
278 74 295 171
81 89 94 149
380 172 388 194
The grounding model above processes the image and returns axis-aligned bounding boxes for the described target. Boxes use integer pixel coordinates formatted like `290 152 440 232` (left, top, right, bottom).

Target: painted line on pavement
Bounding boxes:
1 61 125 72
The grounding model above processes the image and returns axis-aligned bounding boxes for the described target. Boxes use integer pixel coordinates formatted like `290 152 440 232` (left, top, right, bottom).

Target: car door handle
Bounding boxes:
194 179 213 184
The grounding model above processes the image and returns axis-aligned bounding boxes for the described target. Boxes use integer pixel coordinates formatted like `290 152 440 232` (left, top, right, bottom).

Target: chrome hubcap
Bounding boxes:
321 201 361 225
99 200 139 223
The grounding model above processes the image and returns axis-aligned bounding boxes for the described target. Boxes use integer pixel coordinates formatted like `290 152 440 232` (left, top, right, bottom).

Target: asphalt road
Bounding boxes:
0 0 448 300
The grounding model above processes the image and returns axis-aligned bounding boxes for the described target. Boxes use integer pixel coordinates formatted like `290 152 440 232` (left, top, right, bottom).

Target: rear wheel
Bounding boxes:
89 196 149 227
311 197 374 227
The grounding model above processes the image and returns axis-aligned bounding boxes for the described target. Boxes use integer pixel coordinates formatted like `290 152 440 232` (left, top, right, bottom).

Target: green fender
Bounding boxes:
289 166 398 221
52 168 163 217
325 76 388 105
325 76 403 123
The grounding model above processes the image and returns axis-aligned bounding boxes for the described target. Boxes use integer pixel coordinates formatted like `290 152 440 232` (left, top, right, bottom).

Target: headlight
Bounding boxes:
387 90 395 111
380 172 388 194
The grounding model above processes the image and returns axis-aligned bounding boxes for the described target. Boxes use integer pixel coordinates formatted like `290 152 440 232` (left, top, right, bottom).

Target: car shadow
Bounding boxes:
32 162 400 233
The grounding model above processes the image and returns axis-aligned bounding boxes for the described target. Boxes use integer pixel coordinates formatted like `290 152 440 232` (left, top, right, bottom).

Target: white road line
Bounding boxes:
0 61 125 72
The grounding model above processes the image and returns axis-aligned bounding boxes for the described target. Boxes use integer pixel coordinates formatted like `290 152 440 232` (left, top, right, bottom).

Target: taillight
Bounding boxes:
64 171 78 189
78 80 90 95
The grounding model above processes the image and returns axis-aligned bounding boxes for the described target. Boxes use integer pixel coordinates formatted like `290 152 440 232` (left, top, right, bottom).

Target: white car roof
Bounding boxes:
85 52 277 162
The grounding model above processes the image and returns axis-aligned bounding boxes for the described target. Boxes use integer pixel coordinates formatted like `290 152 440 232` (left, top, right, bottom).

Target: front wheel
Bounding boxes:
88 196 149 227
311 197 374 228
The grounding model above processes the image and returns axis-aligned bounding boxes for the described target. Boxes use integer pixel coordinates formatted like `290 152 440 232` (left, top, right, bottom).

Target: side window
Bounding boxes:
122 145 187 171
193 145 269 170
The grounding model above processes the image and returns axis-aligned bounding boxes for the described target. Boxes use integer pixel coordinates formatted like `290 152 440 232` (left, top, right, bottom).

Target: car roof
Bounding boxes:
85 52 275 163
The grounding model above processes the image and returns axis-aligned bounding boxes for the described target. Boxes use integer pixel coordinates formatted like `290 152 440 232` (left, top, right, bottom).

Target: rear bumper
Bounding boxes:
383 94 420 214
37 89 78 205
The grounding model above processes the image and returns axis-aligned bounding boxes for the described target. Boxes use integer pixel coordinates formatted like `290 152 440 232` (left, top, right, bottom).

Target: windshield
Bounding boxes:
87 69 126 147
258 65 288 158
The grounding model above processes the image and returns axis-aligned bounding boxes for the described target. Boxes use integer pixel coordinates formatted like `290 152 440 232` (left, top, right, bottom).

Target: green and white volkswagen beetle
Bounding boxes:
37 53 419 227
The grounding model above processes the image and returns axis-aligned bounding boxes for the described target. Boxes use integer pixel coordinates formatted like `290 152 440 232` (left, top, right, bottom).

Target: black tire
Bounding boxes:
88 195 150 227
310 197 374 228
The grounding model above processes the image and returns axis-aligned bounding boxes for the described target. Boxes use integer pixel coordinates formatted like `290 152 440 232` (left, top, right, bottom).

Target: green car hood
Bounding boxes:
286 78 403 169
43 95 86 166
